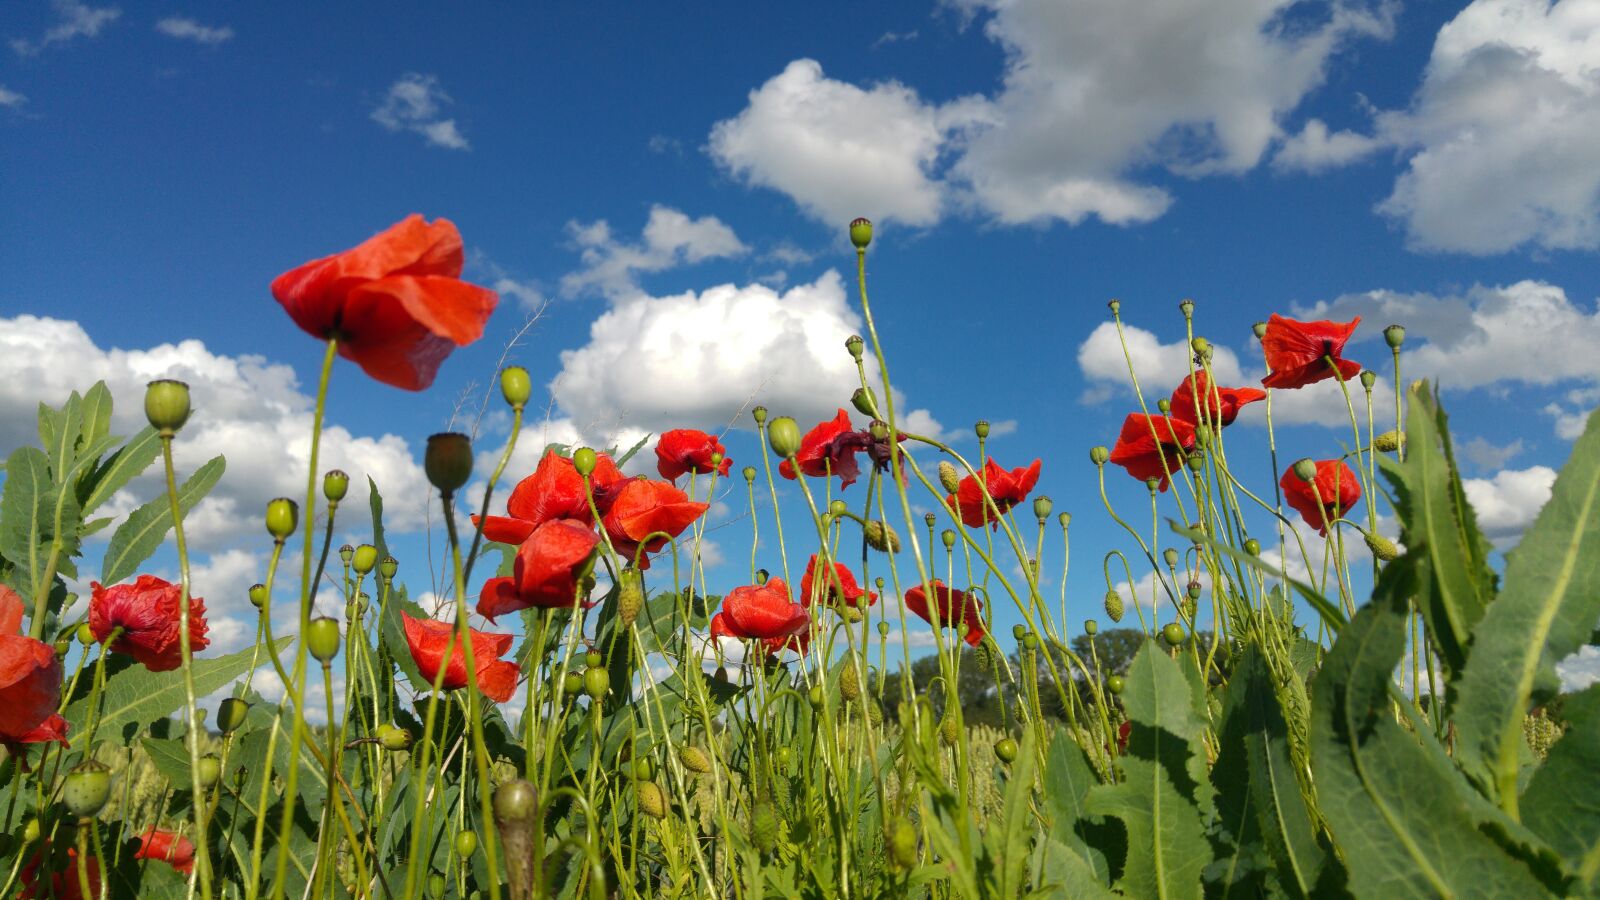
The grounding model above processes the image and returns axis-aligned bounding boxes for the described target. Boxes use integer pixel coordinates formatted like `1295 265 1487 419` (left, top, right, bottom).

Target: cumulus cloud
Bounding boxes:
1558 645 1600 693
0 85 26 108
1273 118 1383 173
560 206 748 299
11 0 119 56
1462 465 1556 544
372 73 469 151
155 17 233 45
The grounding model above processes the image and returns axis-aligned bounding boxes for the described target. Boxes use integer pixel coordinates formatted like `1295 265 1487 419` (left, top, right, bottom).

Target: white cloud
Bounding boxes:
1460 436 1524 472
1544 388 1598 440
1273 118 1383 173
11 0 119 56
0 315 436 551
1462 465 1555 544
560 206 748 299
0 85 26 108
1333 0 1600 253
155 17 233 45
371 73 469 151
1558 645 1600 693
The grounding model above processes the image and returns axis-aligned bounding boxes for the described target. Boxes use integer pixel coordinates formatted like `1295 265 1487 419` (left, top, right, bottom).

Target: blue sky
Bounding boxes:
4 0 1599 694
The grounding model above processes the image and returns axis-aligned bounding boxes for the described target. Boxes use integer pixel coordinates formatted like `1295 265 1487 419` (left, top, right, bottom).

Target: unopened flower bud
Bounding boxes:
877 620 890 637
353 544 378 575
249 583 268 609
1253 321 1268 340
678 745 713 774
144 379 192 435
266 498 298 541
454 829 478 858
618 568 644 627
752 405 768 425
1090 446 1110 466
864 520 900 553
939 712 961 745
218 698 249 734
63 761 111 818
886 817 917 869
845 334 865 359
1364 531 1400 561
1384 324 1406 349
849 217 873 249
380 556 398 579
1032 495 1052 521
637 780 667 819
307 617 340 663
767 417 802 458
571 447 597 478
1104 589 1125 622
197 754 222 789
937 461 961 494
500 366 532 409
1374 430 1405 453
1291 458 1318 482
1163 622 1186 645
1106 674 1125 695
424 433 473 494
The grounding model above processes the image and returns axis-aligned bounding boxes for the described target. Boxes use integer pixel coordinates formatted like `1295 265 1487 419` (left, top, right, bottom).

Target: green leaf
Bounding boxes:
79 381 114 449
1042 726 1110 883
1521 684 1600 886
81 427 161 515
1455 406 1600 811
997 727 1038 898
1037 838 1118 899
1309 576 1559 897
141 734 193 787
64 637 290 749
100 454 224 585
1084 643 1212 900
0 447 54 596
46 390 84 479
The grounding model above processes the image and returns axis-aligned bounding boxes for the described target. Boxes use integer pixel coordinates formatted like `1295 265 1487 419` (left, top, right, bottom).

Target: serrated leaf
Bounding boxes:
79 381 114 448
81 427 161 515
1 447 55 602
1037 838 1118 899
1521 685 1600 886
141 734 193 787
46 391 83 479
100 454 224 585
1453 407 1600 813
1042 726 1110 883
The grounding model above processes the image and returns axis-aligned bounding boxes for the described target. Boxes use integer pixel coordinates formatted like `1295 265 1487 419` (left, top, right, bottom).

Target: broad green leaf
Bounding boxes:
100 454 224 585
0 447 54 597
79 381 114 448
141 734 193 787
45 390 83 479
1037 838 1118 899
1084 643 1212 900
81 427 161 514
1522 685 1600 886
1455 407 1600 811
1042 725 1110 883
64 637 290 749
1309 579 1558 897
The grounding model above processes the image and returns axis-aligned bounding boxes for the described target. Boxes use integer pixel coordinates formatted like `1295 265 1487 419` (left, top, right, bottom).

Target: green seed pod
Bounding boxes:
307 617 340 663
428 873 448 898
767 417 802 459
864 520 900 553
1090 446 1110 466
939 713 961 746
828 499 848 517
218 698 249 734
378 723 413 751
637 781 667 819
752 405 768 425
585 649 603 668
1384 324 1406 349
1253 321 1268 340
941 529 956 551
886 817 917 869
937 461 961 495
1364 531 1400 561
63 761 111 818
562 670 584 697
500 366 532 409
741 465 757 484
1194 424 1212 448
248 581 268 609
1156 399 1171 415
455 829 478 858
1106 674 1125 695
73 622 93 646
974 420 990 440
424 433 474 494
877 620 889 637
845 334 866 359
849 217 873 249
1191 336 1211 361
265 498 298 541
633 758 656 781
323 469 350 503
584 667 610 700
22 817 41 844
380 556 399 579
752 800 779 853
144 379 192 434
679 745 713 774
1291 458 1318 482
571 447 597 478
1244 538 1261 557
1359 370 1377 389
1179 298 1196 319
1187 580 1203 601
494 779 537 823
808 685 825 710
1058 511 1072 530
994 737 1019 763
352 544 379 575
851 387 879 418
1104 590 1124 623
1012 624 1026 642
1107 298 1121 315
1373 430 1405 453
197 754 222 789
339 544 355 565
1084 619 1098 636
1163 622 1187 646
1032 495 1052 521
1162 548 1179 568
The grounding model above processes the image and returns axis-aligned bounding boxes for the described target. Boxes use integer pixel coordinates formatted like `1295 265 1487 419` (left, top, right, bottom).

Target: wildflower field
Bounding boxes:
0 209 1595 900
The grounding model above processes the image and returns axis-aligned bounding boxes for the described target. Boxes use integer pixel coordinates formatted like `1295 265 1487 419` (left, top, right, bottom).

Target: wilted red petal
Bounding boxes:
136 829 197 876
1260 314 1363 390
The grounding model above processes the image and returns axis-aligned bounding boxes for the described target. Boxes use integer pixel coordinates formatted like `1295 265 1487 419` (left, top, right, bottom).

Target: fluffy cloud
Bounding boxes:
155 17 234 45
1461 465 1556 543
372 73 469 151
1273 118 1383 173
560 206 748 299
11 0 119 56
0 85 25 108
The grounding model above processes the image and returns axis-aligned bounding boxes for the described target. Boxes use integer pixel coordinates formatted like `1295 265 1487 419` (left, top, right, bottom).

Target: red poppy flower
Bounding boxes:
1116 719 1132 753
0 587 63 744
1260 314 1362 390
946 458 1042 529
799 555 877 608
1107 414 1196 492
600 478 709 567
401 613 519 703
779 409 873 488
710 579 811 657
21 845 101 900
89 575 209 672
270 214 499 391
655 429 732 481
1168 371 1265 428
903 581 986 646
135 829 197 876
474 450 625 545
1280 459 1362 536
477 519 601 623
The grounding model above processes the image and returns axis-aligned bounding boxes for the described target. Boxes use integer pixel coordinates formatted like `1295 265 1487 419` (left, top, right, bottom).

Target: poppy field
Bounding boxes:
1 212 1597 899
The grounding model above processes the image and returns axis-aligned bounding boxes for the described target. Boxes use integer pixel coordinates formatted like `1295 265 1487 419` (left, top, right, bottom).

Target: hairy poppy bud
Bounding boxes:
618 568 644 628
63 761 111 818
1374 430 1405 453
197 753 222 789
1107 298 1121 315
1106 674 1125 695
752 800 779 853
839 662 861 701
266 498 298 541
584 667 610 700
845 334 865 359
322 470 351 504
1384 324 1406 349
1243 538 1261 557
1162 548 1179 568
1364 531 1400 561
339 544 355 565
500 366 532 409
571 447 597 477
1084 619 1098 636
249 583 268 609
936 461 961 495
1163 622 1186 645
1179 298 1195 318
741 465 756 484
352 544 378 575
767 417 801 458
380 556 399 579
378 723 413 751
307 617 340 663
1032 495 1052 521
144 379 192 435
886 817 917 868
1253 321 1268 340
939 712 961 745
218 698 249 734
864 520 900 553
994 737 1019 763
454 829 478 858
1090 446 1110 466
752 405 768 425
637 781 667 819
941 529 956 551
1104 590 1124 623
424 433 473 494
975 420 990 440
679 745 713 774
849 217 873 249
1291 458 1318 482
1360 370 1377 389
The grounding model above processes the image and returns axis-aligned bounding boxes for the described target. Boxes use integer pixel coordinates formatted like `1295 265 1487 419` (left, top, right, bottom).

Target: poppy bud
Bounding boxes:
454 829 478 858
1163 622 1186 645
323 469 350 503
741 466 756 484
1364 531 1399 561
849 217 873 249
249 583 268 609
428 873 447 898
1191 336 1211 360
1384 324 1406 349
571 447 597 477
307 617 340 663
845 334 865 359
380 556 399 579
1360 370 1377 389
1090 446 1110 466
353 544 378 575
1374 430 1405 453
218 698 249 734
755 568 769 585
494 779 537 823
424 433 473 494
886 817 917 869
678 745 713 774
994 737 1019 763
1104 590 1124 623
1163 548 1178 568
1107 298 1121 315
618 568 644 628
752 800 779 853
938 461 961 494
1106 674 1125 695
864 520 900 553
939 712 961 745
63 761 111 818
1244 538 1261 556
808 685 824 710
767 417 802 458
266 498 298 541
500 366 532 409
584 667 610 699
1291 458 1318 483
22 818 41 844
197 754 222 789
941 529 955 551
1084 619 1098 636
637 781 667 819
839 662 861 701
144 379 192 435
975 420 990 439
75 622 94 646
1032 495 1052 521
339 544 355 565
877 621 889 637
752 406 768 425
